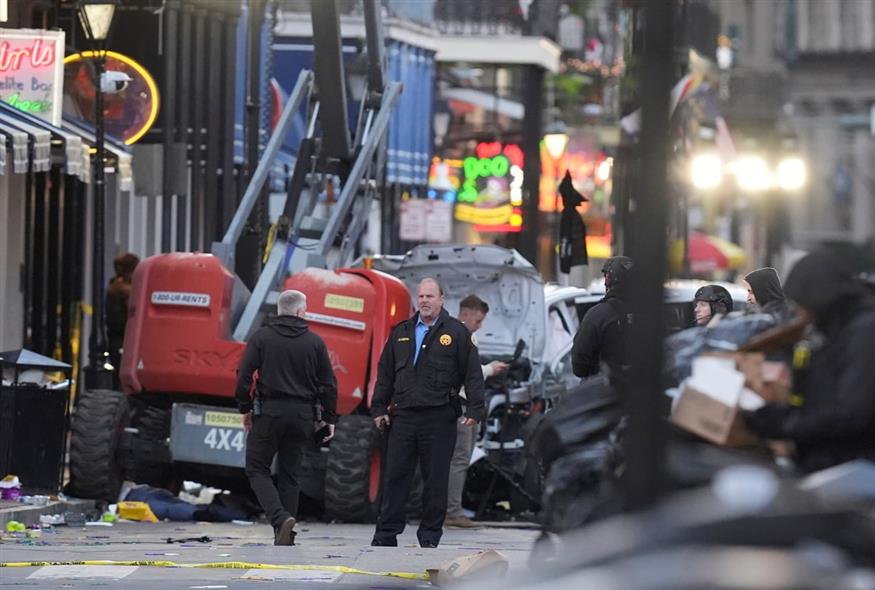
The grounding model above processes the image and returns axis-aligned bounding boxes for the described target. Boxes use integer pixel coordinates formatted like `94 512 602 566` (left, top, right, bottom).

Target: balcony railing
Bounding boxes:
433 0 560 39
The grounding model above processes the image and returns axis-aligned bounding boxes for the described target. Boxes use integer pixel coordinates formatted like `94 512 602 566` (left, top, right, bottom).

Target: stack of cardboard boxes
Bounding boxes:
671 352 791 447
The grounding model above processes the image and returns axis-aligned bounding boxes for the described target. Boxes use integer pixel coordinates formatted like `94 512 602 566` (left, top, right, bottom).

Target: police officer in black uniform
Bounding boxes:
572 256 634 381
693 284 734 326
371 278 486 548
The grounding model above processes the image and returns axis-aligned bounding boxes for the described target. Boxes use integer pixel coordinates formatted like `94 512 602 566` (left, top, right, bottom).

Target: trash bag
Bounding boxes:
550 376 623 449
539 437 623 533
522 377 624 529
665 313 777 385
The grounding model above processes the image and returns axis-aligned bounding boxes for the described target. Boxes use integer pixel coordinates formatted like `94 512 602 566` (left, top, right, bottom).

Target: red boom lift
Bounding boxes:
67 0 410 522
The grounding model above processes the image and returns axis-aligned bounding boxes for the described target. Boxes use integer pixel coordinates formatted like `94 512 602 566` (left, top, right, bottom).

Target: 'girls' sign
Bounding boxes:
0 29 64 125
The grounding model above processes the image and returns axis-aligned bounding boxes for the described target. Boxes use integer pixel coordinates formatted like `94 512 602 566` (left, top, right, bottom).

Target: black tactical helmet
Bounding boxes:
694 284 733 316
602 256 634 290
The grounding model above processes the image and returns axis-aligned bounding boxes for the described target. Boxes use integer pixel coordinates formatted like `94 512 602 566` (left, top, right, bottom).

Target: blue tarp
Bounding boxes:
385 42 434 186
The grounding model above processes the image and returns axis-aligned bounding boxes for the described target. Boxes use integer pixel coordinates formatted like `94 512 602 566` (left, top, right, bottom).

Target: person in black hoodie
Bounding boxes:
744 267 791 322
572 256 634 380
235 289 337 545
743 247 875 473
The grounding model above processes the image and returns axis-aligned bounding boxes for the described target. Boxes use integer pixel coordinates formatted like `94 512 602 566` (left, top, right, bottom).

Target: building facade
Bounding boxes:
787 0 875 247
712 0 875 259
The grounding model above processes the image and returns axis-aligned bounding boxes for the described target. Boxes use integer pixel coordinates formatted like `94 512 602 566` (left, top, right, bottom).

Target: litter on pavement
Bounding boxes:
427 550 509 587
165 536 212 544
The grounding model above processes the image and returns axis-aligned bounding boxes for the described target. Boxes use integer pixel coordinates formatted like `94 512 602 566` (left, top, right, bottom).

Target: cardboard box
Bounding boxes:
426 550 509 587
760 361 791 404
671 384 759 447
702 352 765 392
702 352 791 405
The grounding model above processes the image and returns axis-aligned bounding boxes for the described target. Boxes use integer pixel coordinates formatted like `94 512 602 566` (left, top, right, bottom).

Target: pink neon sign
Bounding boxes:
0 29 64 125
0 38 56 72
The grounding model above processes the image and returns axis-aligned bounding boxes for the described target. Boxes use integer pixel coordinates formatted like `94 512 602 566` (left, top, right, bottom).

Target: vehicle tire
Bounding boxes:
124 405 174 489
68 389 129 502
324 414 382 523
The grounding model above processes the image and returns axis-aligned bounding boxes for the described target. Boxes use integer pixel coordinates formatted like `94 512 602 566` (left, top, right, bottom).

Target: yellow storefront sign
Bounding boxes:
205 412 243 428
324 293 365 313
454 203 513 226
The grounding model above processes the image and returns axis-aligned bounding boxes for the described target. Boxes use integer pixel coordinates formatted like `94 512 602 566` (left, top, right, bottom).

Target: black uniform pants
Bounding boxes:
244 402 312 528
372 404 458 547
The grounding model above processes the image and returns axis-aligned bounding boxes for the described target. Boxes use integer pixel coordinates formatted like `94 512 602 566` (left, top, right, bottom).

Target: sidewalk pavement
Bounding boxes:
0 520 539 588
0 497 96 527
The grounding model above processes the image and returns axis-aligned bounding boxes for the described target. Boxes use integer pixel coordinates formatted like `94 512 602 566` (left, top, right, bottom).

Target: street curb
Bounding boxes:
0 498 96 527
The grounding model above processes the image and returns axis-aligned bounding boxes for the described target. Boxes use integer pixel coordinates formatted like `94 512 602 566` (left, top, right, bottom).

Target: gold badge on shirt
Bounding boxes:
439 334 452 346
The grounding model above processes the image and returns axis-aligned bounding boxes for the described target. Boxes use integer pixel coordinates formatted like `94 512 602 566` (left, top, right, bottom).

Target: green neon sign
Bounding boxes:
459 154 511 203
3 92 50 113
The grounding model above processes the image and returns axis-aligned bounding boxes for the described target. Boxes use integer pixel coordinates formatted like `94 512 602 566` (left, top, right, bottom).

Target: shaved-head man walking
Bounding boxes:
235 290 337 546
370 278 486 548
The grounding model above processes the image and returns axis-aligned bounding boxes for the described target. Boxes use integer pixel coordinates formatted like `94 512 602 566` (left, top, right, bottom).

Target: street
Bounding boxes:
0 519 538 589
2 0 875 588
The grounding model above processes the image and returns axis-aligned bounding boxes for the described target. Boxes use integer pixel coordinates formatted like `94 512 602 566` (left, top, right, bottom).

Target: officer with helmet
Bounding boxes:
572 256 634 381
693 284 734 326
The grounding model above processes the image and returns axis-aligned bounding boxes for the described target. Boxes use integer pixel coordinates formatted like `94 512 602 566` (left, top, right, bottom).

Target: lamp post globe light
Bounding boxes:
776 156 807 191
690 152 722 190
78 0 119 390
732 154 772 193
544 120 570 162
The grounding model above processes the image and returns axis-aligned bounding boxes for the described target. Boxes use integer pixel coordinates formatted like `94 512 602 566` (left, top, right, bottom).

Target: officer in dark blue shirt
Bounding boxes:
370 278 486 548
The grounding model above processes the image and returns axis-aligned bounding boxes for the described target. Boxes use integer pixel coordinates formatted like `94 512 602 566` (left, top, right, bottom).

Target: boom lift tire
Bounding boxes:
324 414 382 522
68 389 128 502
124 404 175 490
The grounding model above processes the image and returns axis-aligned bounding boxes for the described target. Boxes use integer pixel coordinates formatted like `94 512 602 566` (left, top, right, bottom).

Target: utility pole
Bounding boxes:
517 2 544 269
622 0 674 513
161 0 180 252
239 0 266 289
245 0 265 186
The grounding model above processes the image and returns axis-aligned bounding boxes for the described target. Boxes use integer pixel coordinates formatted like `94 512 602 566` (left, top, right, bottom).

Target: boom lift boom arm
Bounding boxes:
208 0 401 342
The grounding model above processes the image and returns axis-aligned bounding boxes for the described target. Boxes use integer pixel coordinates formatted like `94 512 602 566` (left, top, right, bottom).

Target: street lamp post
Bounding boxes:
686 151 723 275
544 120 570 279
78 0 118 390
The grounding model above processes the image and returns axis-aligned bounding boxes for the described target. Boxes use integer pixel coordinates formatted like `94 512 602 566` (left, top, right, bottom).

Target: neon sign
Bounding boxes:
454 142 524 232
427 157 462 202
0 39 55 71
64 51 159 145
0 29 64 125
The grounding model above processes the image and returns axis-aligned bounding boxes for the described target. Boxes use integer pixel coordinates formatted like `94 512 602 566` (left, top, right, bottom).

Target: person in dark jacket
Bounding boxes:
743 247 875 473
572 256 634 380
744 267 791 321
693 284 734 326
235 289 337 546
445 295 507 529
371 278 486 548
106 252 139 373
